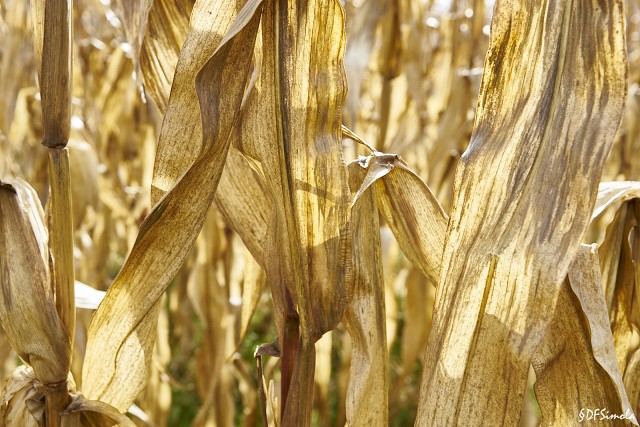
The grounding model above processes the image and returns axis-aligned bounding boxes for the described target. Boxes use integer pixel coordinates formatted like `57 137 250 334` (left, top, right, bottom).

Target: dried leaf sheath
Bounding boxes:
415 0 627 425
533 245 638 426
47 148 75 357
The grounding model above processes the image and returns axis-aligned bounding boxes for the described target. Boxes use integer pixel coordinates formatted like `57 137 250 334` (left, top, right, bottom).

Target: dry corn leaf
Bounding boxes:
599 197 640 373
415 0 627 424
0 0 34 135
364 153 448 284
342 0 387 125
136 301 172 427
627 350 640 417
594 181 640 416
60 393 136 427
140 0 193 114
231 1 352 423
140 0 270 268
150 0 243 203
81 1 264 410
400 268 434 380
380 226 399 351
188 209 235 426
30 0 44 80
0 368 128 427
314 332 332 426
352 127 635 427
234 0 352 337
237 245 266 346
593 181 640 220
213 147 269 268
232 357 259 427
343 161 388 426
532 245 637 426
67 139 99 228
74 281 106 310
0 179 70 386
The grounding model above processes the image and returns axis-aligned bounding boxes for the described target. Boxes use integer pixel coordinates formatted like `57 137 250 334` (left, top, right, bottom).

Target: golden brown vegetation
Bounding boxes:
1 0 639 426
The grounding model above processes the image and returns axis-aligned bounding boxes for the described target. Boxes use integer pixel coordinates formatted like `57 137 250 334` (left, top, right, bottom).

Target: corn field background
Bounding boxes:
1 0 639 425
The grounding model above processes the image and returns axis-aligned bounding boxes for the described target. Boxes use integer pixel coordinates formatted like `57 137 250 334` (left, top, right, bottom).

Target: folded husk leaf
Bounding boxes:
593 181 640 415
0 179 70 386
415 0 627 424
81 1 264 410
533 245 638 426
0 366 44 427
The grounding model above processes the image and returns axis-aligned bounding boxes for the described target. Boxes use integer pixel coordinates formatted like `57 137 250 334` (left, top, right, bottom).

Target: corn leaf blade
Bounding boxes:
81 2 264 410
415 0 627 424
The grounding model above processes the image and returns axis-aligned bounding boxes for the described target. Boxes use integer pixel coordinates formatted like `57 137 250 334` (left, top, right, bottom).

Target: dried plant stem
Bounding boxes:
40 0 71 148
47 148 75 348
280 317 299 422
40 0 73 424
282 336 316 427
376 0 400 151
44 380 69 427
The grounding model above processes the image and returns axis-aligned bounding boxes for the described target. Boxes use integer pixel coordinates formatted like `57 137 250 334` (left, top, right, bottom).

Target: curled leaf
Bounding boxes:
0 179 70 386
81 1 265 410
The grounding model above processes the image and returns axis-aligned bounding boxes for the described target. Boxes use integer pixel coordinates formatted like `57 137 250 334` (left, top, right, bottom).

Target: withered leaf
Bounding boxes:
81 1 264 411
415 0 627 424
